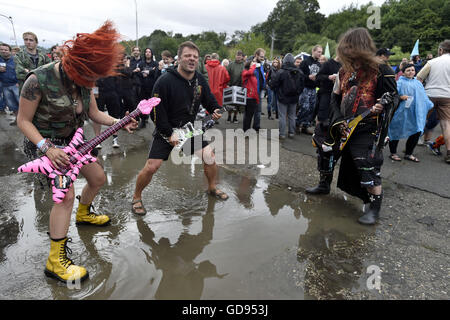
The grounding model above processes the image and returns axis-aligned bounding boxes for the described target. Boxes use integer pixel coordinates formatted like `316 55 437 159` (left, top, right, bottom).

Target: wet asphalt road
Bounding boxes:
0 106 448 300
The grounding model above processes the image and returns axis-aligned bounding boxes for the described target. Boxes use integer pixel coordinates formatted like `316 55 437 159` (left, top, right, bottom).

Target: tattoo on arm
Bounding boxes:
21 76 41 101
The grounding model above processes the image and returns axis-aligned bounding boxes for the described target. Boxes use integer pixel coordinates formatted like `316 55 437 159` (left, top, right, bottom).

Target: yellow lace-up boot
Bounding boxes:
44 237 89 283
75 196 110 226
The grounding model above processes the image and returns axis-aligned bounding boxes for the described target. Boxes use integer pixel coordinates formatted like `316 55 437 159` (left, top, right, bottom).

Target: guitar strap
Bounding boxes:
188 77 201 116
349 70 363 114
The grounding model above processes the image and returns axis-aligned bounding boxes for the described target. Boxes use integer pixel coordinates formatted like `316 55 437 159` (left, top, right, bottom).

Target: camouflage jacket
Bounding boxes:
29 62 91 139
14 49 51 91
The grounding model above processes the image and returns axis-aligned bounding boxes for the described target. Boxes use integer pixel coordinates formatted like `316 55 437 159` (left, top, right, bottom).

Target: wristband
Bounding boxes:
39 139 55 154
36 139 46 149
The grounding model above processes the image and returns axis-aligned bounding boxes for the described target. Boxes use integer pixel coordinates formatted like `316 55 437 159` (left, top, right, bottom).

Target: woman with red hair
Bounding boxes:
17 21 137 284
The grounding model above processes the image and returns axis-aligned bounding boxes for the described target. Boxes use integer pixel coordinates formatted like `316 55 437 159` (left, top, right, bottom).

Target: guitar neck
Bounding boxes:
76 108 142 157
360 108 373 119
220 104 235 114
217 106 228 115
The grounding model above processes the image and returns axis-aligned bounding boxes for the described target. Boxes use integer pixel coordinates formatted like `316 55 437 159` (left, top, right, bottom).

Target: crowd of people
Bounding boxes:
3 32 448 161
0 24 449 284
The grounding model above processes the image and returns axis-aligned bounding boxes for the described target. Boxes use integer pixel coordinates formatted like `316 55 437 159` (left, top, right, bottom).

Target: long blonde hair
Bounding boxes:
272 58 281 70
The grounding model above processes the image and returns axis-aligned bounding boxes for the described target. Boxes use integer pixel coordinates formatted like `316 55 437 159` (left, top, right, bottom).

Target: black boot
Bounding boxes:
358 193 382 225
305 173 332 195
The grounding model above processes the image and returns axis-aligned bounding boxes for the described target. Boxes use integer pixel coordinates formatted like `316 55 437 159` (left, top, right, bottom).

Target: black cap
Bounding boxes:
376 48 395 56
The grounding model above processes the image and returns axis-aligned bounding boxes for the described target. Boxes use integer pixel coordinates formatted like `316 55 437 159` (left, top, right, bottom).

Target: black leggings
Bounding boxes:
389 131 421 155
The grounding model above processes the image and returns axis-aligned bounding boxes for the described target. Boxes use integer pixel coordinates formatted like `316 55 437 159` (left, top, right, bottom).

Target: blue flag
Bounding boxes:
410 39 419 57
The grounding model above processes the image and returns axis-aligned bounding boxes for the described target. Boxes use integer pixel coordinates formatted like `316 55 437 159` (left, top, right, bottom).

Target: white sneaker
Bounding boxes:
95 143 102 149
112 137 120 148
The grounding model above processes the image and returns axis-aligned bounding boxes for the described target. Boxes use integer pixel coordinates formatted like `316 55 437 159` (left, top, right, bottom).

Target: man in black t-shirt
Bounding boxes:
136 48 159 128
296 45 322 134
129 46 142 110
131 41 228 216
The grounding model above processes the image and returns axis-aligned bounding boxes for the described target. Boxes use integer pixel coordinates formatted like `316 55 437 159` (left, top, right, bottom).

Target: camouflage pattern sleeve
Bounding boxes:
14 53 29 82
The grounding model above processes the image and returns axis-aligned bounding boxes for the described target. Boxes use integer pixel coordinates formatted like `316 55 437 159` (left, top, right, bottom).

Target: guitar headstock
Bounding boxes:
137 97 161 115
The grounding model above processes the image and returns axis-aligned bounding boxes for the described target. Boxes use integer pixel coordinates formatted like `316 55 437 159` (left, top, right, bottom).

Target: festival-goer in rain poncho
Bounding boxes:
388 64 434 162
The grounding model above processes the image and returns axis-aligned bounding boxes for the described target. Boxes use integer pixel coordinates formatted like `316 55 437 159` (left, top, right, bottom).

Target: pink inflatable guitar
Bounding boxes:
18 98 160 203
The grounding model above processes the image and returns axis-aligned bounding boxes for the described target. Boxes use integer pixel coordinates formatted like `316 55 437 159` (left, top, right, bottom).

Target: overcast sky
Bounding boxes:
0 0 385 48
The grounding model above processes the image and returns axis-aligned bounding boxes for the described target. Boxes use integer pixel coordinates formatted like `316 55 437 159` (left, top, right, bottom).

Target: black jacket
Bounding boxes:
150 68 220 138
130 56 141 69
316 59 341 94
270 53 305 104
300 55 321 89
266 66 279 90
138 59 159 94
329 64 399 203
130 56 142 86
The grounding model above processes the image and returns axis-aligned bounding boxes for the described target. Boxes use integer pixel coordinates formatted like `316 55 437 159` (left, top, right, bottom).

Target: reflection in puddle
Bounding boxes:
0 147 374 300
0 142 28 177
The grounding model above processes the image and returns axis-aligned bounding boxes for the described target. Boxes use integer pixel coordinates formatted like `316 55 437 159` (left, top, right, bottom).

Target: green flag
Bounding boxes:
324 42 330 59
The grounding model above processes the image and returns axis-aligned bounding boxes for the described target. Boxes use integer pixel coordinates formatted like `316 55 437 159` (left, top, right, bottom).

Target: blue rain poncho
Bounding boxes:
388 76 433 140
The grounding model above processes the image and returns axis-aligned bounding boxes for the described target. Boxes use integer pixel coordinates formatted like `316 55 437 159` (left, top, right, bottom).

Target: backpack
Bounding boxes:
283 70 303 97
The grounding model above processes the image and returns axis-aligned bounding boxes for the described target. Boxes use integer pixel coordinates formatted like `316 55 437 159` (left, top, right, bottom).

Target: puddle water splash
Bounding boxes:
0 147 374 300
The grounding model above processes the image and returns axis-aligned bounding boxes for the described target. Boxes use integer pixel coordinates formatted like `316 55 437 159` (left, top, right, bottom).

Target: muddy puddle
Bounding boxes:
0 145 375 300
0 141 28 177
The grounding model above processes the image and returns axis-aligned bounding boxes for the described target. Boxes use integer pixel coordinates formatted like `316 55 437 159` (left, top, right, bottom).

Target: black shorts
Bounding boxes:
148 134 209 161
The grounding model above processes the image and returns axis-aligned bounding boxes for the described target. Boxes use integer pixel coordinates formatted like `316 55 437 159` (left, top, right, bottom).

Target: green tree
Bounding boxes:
253 0 307 52
388 45 408 65
373 0 449 53
300 0 325 34
233 32 270 58
121 0 449 64
320 3 370 41
193 31 228 57
227 30 247 47
293 33 337 57
143 29 171 58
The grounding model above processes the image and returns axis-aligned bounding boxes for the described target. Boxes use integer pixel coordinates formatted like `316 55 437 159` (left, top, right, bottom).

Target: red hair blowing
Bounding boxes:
61 20 123 88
